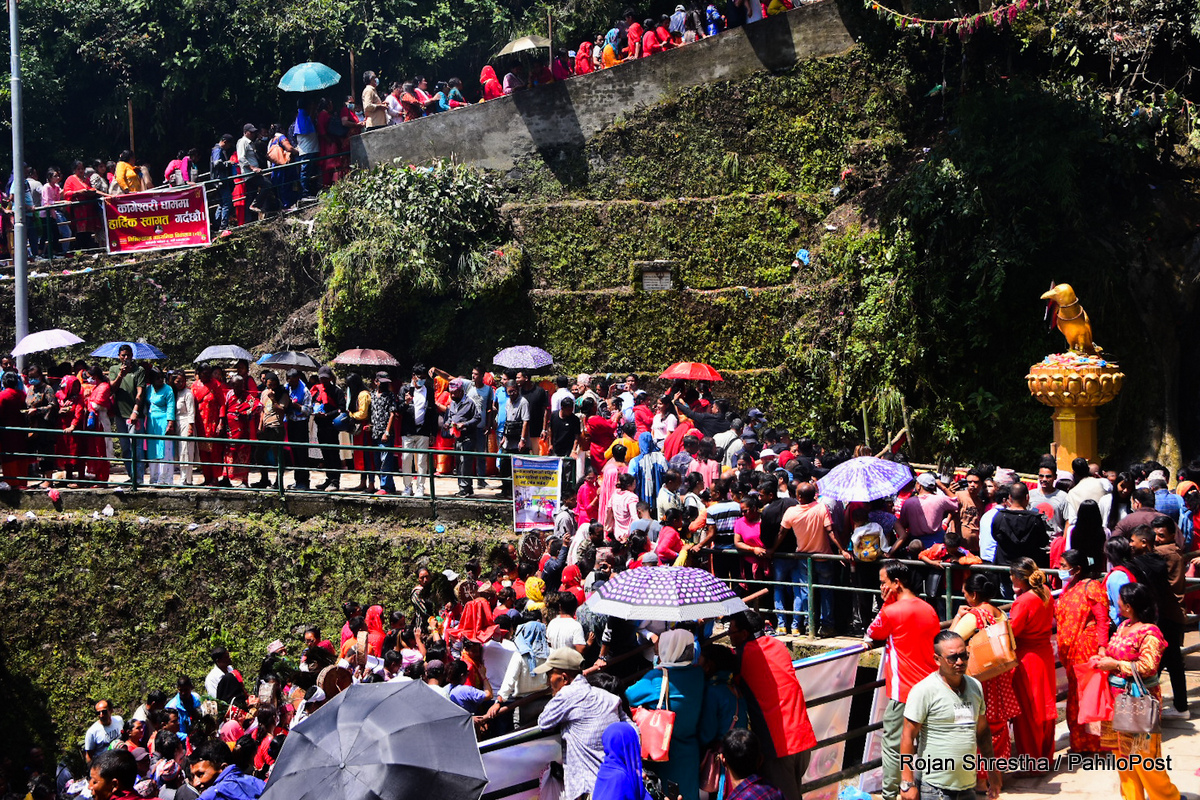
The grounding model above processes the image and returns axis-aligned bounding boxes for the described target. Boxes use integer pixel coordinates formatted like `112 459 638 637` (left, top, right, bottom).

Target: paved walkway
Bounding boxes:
1005 641 1200 799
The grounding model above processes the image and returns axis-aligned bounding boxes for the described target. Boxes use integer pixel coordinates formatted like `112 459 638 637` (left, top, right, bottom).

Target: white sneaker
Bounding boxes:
1161 706 1191 720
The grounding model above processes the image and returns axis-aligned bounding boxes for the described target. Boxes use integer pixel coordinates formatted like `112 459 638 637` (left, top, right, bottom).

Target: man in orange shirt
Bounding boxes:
773 482 850 637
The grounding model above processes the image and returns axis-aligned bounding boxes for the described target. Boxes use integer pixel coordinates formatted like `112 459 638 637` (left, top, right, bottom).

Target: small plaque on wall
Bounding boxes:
636 260 676 291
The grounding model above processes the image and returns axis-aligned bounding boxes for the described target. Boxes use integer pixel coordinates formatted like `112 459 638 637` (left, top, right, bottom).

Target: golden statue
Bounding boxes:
1026 284 1123 470
1040 283 1098 354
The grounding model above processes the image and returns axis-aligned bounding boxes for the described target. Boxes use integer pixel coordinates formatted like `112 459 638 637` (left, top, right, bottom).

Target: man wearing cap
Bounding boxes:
445 378 481 497
236 124 263 222
669 3 688 32
896 472 958 551
370 373 400 495
537 648 627 800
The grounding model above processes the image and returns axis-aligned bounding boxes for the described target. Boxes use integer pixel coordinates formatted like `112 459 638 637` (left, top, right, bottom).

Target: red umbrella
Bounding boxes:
660 362 723 382
333 348 401 367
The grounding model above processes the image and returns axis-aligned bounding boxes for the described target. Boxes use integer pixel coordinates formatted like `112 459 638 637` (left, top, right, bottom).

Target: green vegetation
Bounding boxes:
0 512 507 759
310 159 528 359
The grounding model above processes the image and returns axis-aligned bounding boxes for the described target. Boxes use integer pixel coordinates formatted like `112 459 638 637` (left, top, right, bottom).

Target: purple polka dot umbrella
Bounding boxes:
816 455 915 503
583 567 748 621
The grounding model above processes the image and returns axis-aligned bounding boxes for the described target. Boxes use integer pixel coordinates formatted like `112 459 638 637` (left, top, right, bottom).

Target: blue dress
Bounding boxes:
625 664 705 800
145 383 176 460
697 670 748 747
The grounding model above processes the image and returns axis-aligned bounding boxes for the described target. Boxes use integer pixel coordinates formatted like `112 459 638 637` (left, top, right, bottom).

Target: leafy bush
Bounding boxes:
311 159 521 356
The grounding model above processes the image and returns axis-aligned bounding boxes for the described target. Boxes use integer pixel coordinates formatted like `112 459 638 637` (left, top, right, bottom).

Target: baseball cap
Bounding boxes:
916 473 937 489
243 123 258 134
676 4 685 9
640 551 661 565
317 366 334 379
534 647 586 674
760 449 777 460
128 747 149 763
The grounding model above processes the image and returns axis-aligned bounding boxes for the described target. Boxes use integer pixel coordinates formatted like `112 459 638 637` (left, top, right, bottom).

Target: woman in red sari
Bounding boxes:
433 376 453 474
221 375 260 486
84 365 113 482
480 66 503 101
191 365 227 486
63 161 103 250
951 573 1021 773
575 42 594 75
1054 548 1110 754
364 605 387 657
1095 583 1180 800
1009 556 1057 763
56 376 86 486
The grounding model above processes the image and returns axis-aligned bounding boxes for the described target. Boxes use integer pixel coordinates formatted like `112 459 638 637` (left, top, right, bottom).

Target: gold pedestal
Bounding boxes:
1050 406 1099 472
1026 354 1124 472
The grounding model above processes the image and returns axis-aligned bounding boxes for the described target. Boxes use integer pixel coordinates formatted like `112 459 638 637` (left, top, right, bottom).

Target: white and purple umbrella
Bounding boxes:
12 328 84 357
493 345 553 370
816 455 914 503
583 566 748 621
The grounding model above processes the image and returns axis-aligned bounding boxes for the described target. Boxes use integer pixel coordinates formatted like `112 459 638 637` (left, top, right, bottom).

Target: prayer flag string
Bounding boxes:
863 0 1043 38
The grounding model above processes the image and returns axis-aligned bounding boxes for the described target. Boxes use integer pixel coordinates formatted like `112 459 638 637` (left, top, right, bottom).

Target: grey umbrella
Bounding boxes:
195 344 255 363
259 350 322 369
262 682 489 800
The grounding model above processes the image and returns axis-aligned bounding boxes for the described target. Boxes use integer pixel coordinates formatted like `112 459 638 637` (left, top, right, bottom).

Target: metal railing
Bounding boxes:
0 422 544 511
700 549 1200 635
3 150 352 269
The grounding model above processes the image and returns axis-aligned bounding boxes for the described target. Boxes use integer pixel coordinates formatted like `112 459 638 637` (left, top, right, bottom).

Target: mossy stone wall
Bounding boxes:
0 513 508 760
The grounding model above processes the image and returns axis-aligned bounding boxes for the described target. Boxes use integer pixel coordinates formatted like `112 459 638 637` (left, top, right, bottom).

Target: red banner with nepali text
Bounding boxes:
102 186 211 254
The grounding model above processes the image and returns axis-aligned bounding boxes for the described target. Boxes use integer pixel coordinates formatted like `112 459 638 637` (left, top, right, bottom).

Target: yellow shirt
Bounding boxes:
604 434 640 463
115 161 142 193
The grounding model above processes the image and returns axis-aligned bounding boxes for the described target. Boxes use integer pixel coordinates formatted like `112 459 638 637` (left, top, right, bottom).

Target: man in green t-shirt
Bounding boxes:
108 344 147 483
900 630 1001 800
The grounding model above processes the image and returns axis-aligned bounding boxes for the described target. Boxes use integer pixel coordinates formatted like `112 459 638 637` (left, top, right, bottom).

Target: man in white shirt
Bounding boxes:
84 700 123 763
204 647 233 698
546 593 586 653
235 124 263 221
483 617 519 694
551 376 575 416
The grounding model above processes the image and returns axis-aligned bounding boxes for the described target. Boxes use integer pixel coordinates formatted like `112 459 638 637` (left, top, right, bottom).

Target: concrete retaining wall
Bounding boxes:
352 0 858 171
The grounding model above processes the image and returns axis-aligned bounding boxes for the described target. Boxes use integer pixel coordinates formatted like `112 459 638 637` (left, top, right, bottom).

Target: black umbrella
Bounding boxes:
262 682 488 800
259 351 322 370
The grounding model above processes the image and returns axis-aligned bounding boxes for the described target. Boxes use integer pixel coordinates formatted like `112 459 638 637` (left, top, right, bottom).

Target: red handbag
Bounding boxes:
633 670 675 762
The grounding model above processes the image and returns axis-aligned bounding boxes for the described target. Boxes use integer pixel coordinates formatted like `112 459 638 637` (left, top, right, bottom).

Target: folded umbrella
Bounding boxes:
815 455 914 503
195 345 255 363
583 566 748 621
90 341 166 360
493 346 552 370
660 362 723 382
12 329 84 357
259 351 322 369
262 682 488 800
334 348 401 367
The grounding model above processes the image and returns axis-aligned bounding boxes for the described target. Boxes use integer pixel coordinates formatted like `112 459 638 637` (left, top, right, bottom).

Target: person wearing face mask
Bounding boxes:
865 561 939 800
22 364 58 487
361 71 388 129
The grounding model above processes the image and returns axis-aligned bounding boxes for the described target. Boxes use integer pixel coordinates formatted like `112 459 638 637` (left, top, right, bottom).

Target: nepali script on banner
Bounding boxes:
512 456 561 532
103 186 211 254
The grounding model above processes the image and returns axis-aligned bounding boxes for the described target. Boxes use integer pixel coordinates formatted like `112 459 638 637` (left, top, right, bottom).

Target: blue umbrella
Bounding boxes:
256 353 275 365
278 62 342 92
816 456 914 503
90 341 166 360
493 345 553 370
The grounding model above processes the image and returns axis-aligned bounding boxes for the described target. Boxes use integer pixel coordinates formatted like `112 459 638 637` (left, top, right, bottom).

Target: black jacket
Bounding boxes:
991 508 1050 566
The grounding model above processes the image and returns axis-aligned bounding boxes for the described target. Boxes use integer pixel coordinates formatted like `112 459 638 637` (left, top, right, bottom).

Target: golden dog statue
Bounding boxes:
1040 283 1098 354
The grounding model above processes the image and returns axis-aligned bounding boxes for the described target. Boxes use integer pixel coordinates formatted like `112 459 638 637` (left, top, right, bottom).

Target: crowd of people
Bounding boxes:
0 97 359 259
0 0 802 260
365 0 792 129
2 356 1198 800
